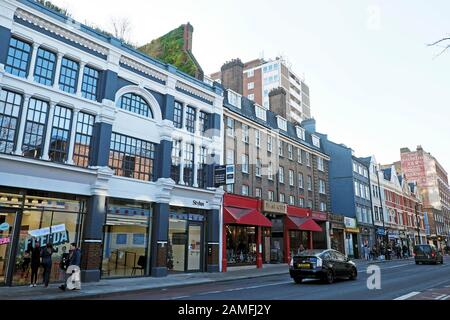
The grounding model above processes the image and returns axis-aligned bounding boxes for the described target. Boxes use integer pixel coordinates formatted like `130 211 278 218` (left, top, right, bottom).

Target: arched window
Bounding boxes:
118 93 153 118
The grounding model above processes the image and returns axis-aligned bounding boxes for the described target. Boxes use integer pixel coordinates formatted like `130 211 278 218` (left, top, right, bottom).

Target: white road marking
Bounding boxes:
434 294 446 300
168 295 190 300
394 292 421 300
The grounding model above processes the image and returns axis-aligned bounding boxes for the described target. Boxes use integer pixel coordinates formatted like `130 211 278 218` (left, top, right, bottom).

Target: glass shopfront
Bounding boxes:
0 189 86 286
225 225 257 265
102 199 152 278
289 230 309 256
167 207 205 273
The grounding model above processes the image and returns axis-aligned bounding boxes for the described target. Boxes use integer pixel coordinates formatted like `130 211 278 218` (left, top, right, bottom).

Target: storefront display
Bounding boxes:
225 225 256 265
102 199 152 278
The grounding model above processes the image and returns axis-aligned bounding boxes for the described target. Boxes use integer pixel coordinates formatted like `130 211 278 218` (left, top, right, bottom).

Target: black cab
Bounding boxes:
414 244 444 265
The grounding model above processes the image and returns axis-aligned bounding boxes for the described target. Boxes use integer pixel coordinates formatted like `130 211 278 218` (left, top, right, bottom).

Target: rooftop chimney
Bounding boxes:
301 118 316 133
220 59 244 95
183 23 193 52
400 147 411 153
269 87 287 118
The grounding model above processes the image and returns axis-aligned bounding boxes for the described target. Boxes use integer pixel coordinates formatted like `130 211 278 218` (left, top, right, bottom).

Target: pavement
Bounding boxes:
0 256 431 300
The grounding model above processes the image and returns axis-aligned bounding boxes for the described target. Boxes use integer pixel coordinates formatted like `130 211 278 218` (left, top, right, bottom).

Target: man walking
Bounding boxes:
59 243 81 291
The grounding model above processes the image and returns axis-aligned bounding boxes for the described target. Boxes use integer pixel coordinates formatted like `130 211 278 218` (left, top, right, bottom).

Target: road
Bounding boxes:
92 257 450 300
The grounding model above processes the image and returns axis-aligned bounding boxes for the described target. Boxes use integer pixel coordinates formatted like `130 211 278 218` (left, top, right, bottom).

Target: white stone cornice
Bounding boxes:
98 99 117 124
119 55 168 83
90 166 114 196
154 178 176 203
158 119 175 142
210 188 225 209
176 81 215 105
14 8 109 56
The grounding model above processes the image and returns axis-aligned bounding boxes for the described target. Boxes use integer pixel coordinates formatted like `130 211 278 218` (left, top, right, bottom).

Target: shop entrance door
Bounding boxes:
187 223 202 272
0 209 18 286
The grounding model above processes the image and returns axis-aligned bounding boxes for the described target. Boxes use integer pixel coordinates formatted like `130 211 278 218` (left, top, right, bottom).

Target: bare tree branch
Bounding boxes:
427 37 450 47
110 17 132 42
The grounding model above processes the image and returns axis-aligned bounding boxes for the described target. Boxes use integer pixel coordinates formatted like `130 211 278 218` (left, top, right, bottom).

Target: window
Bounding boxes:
268 162 274 180
255 105 267 121
289 195 295 205
277 117 287 131
197 146 207 188
73 112 95 167
279 167 285 183
297 148 302 164
363 168 368 178
374 207 379 221
183 143 195 186
118 93 153 118
358 165 363 176
173 102 183 128
299 198 305 208
242 185 249 196
199 111 209 136
5 37 32 78
268 191 274 201
255 188 262 198
242 124 249 143
22 98 48 159
296 126 305 140
307 200 313 209
307 176 312 191
312 135 321 148
255 129 261 148
298 173 304 189
248 94 255 100
360 184 365 199
320 202 327 212
226 117 234 137
226 184 234 193
256 159 262 177
288 144 293 160
267 135 273 152
185 106 196 133
81 66 99 101
0 90 22 154
34 47 56 86
356 206 362 222
306 153 311 167
109 133 156 181
278 140 284 157
365 186 370 200
247 70 254 78
247 82 254 90
279 193 285 203
242 154 249 173
372 185 377 198
49 105 72 163
288 170 294 186
226 149 234 165
354 181 360 197
59 57 79 93
227 91 241 108
319 179 326 194
318 157 324 171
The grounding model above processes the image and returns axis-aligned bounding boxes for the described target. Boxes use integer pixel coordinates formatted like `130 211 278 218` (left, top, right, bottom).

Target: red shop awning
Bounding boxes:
223 206 272 227
285 216 323 232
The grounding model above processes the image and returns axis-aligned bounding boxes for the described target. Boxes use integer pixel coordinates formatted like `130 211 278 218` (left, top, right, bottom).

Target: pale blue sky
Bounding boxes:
51 0 450 171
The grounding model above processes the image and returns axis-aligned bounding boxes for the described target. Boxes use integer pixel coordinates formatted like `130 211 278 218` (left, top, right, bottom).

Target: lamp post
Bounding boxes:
376 164 388 247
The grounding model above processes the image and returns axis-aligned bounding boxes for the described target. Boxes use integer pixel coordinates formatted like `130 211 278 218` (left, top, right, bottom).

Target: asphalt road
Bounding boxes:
93 257 450 300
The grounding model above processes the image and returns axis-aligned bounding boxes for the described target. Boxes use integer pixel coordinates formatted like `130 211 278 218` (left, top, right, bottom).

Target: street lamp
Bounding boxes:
375 164 388 247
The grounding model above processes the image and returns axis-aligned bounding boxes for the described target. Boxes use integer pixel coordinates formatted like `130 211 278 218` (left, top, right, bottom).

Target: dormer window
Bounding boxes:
312 134 321 148
228 90 241 109
296 126 305 140
277 116 287 131
255 104 267 121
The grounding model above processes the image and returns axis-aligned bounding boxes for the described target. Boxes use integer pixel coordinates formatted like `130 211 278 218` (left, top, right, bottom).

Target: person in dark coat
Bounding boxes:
59 243 81 291
41 243 56 288
29 240 41 287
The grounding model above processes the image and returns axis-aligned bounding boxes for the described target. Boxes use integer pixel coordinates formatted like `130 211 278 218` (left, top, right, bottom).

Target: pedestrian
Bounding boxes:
21 242 32 279
59 243 81 291
299 244 305 253
29 240 41 287
58 246 70 281
364 244 370 260
402 245 408 259
41 242 56 288
396 245 402 259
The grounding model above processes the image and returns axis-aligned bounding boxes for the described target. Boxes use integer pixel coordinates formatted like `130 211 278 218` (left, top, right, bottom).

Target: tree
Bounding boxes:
111 17 132 42
428 36 450 57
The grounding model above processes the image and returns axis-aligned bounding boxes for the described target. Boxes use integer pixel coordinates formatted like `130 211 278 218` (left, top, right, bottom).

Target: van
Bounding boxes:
414 244 444 265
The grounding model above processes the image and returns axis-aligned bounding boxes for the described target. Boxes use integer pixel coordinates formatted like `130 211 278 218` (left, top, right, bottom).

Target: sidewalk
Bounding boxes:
0 257 414 300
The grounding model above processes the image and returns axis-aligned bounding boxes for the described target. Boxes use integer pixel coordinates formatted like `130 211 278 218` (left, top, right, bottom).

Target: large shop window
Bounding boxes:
0 191 86 287
117 93 153 118
289 230 309 256
102 199 152 278
109 133 156 181
22 98 48 159
0 90 22 154
49 105 72 163
5 37 32 78
73 112 95 167
167 207 205 273
226 226 257 265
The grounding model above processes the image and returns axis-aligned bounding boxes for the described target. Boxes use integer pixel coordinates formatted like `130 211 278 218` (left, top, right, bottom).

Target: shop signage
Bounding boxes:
192 200 206 207
345 227 360 233
331 223 344 230
26 224 69 248
376 228 385 236
329 214 344 223
0 237 10 245
263 201 287 214
28 224 66 238
311 212 328 221
214 165 235 187
344 217 357 229
0 222 10 231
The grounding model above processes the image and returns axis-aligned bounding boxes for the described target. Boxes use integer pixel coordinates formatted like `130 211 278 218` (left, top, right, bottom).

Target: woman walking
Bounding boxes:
29 241 41 287
41 243 56 288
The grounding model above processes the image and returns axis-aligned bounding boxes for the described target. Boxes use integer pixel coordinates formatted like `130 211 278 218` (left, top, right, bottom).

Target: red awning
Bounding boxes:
285 216 323 232
224 207 272 227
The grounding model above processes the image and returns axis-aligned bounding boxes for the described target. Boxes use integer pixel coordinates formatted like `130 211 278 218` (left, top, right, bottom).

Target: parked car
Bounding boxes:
414 244 444 265
289 249 357 284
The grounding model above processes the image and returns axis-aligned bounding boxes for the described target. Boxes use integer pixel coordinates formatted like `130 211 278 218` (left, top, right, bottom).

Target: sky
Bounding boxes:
50 0 450 172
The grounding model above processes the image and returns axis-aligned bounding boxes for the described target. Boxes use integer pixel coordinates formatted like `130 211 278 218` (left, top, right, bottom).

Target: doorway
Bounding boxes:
0 209 17 286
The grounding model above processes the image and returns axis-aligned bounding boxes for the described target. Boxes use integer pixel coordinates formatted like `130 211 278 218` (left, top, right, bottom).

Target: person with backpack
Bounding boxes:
59 243 81 291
